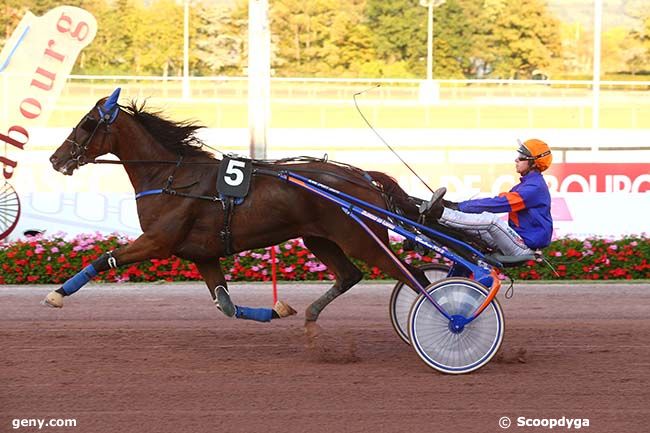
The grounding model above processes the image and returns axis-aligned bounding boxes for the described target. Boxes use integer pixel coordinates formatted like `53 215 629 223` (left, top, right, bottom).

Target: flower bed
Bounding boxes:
0 233 648 284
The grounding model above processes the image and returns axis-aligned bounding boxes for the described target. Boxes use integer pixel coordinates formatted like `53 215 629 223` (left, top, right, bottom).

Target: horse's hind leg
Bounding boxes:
303 236 363 327
195 261 237 317
195 261 296 322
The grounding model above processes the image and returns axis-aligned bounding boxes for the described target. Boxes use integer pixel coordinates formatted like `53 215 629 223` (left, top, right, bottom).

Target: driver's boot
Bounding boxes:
419 187 447 222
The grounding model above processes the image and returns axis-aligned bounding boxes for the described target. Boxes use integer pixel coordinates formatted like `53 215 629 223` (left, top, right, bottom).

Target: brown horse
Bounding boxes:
46 89 429 331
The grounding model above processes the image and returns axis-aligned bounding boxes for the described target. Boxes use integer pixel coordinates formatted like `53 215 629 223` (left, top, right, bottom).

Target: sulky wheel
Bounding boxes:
389 263 449 345
0 181 21 241
408 278 504 374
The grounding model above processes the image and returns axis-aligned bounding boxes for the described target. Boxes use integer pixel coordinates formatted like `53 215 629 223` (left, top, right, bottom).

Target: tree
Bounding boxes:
626 14 650 74
72 0 128 74
126 0 184 76
365 0 426 72
432 0 485 78
1 0 26 49
270 0 375 77
601 27 631 74
365 0 485 78
192 0 247 75
481 0 562 78
558 21 592 75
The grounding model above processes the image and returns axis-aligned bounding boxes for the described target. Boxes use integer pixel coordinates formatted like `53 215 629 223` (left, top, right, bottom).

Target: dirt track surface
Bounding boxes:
1 282 649 433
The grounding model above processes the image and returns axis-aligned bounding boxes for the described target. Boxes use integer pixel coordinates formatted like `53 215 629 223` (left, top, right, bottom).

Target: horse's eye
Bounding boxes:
80 116 99 133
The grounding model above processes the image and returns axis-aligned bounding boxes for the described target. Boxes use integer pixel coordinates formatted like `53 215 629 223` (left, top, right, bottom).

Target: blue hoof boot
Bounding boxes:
215 286 236 317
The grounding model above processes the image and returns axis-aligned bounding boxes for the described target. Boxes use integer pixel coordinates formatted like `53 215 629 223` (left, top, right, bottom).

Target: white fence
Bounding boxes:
38 75 650 130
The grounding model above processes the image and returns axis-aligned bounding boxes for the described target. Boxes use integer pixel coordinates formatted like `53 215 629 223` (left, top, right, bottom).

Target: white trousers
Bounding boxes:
439 209 533 256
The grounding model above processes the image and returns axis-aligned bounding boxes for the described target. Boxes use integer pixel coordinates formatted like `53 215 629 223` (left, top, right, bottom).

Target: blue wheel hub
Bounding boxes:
448 315 468 334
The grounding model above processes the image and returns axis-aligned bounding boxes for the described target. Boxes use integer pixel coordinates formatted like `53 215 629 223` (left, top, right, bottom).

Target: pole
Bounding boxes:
271 247 277 304
418 0 444 104
248 0 271 159
426 1 433 81
182 0 190 100
592 0 602 141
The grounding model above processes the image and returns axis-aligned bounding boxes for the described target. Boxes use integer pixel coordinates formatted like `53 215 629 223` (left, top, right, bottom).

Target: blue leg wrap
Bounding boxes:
61 265 98 295
235 305 273 322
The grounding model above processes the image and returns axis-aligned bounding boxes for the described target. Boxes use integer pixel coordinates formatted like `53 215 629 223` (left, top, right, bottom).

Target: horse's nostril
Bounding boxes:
50 156 58 163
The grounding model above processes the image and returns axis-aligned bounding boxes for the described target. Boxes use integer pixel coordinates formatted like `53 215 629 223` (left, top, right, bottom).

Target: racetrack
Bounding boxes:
1 282 649 433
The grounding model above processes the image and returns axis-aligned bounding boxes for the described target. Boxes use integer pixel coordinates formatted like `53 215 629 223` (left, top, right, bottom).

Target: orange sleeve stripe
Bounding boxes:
509 211 520 227
503 192 526 212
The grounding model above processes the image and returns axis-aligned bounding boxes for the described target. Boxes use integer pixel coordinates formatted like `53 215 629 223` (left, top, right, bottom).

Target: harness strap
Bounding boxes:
220 196 235 256
135 189 164 199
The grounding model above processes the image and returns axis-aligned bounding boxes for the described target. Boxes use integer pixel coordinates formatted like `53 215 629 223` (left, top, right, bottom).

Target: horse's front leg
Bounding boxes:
195 261 296 322
43 233 171 308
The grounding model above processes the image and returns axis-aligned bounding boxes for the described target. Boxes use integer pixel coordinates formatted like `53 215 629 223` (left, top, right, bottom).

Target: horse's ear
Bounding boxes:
103 87 121 111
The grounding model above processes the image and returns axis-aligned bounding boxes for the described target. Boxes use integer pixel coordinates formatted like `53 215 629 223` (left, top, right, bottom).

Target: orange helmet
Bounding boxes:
517 138 552 172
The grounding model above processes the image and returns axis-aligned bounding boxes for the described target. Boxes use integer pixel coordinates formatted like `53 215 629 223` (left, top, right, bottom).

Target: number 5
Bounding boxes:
224 159 245 186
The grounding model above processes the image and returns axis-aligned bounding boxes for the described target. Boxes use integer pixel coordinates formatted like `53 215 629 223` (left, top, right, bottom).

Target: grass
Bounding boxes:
38 79 650 129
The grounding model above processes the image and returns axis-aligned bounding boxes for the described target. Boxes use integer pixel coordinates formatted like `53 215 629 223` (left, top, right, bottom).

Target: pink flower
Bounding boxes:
309 263 327 272
50 247 59 253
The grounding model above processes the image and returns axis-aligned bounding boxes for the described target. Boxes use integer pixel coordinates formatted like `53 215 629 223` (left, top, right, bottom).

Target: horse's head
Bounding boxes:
50 88 122 175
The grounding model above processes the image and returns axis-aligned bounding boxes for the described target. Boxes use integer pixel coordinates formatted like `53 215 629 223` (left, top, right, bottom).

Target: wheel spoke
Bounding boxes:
0 182 21 240
390 263 450 345
410 279 504 373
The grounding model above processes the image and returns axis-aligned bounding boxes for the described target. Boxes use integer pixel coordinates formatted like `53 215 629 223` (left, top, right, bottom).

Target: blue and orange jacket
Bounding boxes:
458 171 553 249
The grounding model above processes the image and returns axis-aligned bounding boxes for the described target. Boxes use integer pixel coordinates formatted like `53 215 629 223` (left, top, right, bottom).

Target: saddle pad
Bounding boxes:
217 156 253 198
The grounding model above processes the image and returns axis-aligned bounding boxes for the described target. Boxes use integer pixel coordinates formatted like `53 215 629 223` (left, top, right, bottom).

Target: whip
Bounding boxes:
353 84 435 195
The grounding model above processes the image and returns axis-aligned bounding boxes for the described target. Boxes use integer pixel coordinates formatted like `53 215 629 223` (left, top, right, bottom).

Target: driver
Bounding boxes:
421 138 553 256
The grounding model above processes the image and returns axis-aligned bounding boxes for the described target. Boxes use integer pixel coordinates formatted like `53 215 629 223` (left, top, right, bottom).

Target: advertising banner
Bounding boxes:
8 132 649 240
0 6 97 239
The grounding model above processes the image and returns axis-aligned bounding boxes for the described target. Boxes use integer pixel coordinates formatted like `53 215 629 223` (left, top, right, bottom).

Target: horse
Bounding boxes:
45 88 430 333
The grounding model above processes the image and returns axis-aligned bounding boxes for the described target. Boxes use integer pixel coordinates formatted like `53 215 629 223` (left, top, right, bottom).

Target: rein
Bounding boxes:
93 158 220 165
69 102 394 206
91 154 389 201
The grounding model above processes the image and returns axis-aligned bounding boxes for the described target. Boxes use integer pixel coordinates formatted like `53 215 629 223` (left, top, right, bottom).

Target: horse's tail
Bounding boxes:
367 171 419 219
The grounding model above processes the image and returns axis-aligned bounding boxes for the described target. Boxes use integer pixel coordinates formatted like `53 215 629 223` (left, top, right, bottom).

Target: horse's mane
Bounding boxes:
123 100 214 158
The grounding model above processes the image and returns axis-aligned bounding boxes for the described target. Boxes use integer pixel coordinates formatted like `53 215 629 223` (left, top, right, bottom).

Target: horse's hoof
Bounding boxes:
43 291 64 308
304 321 322 339
215 286 236 317
273 300 297 318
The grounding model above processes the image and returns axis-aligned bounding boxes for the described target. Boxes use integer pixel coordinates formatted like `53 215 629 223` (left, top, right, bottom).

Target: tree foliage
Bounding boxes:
192 0 247 75
480 0 562 78
626 13 650 74
270 0 376 76
0 0 646 78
